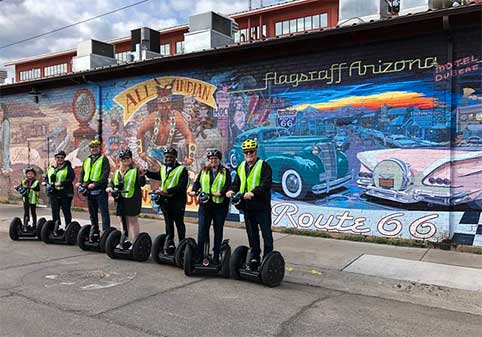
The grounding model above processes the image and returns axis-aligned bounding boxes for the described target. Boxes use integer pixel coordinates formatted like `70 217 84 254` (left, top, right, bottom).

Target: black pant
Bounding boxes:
23 202 37 226
50 195 72 227
160 205 186 247
245 210 274 261
197 205 228 258
87 190 110 232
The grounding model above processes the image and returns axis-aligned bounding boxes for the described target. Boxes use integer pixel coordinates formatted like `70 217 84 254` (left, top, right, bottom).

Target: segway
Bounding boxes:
104 213 152 262
230 246 285 287
41 219 81 245
183 192 231 276
9 217 46 241
149 191 193 267
9 185 46 240
228 194 285 287
75 185 116 252
77 224 116 252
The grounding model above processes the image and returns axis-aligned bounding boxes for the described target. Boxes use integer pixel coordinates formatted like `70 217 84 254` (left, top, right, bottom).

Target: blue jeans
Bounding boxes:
245 210 273 261
197 205 228 258
87 190 111 232
50 195 72 227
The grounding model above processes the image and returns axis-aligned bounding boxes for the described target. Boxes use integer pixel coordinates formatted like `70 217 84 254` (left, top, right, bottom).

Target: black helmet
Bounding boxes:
24 167 36 175
54 150 66 158
119 148 132 159
206 149 222 160
163 147 177 157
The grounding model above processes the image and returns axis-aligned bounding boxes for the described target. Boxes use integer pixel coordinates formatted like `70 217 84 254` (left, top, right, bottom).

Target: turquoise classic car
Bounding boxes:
228 127 352 199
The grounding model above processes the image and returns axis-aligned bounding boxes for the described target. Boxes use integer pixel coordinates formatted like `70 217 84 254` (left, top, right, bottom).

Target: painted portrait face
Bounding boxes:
234 110 245 130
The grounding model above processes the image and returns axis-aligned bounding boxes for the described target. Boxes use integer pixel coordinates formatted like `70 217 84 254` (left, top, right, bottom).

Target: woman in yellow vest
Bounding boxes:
106 148 146 249
16 167 40 229
189 149 231 264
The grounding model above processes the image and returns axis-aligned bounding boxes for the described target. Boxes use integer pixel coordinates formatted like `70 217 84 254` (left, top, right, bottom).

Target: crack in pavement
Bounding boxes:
274 293 345 337
91 278 207 317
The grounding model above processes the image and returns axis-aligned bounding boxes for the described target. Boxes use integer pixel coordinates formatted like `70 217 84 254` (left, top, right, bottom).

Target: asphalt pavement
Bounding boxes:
1 203 481 337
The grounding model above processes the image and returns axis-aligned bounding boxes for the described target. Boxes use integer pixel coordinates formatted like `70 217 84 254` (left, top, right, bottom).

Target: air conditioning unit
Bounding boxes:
129 27 161 61
399 0 457 16
72 39 116 72
338 0 398 25
184 11 236 53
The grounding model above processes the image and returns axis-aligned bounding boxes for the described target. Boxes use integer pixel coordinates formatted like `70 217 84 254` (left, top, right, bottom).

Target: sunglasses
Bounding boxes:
243 150 256 155
55 156 65 160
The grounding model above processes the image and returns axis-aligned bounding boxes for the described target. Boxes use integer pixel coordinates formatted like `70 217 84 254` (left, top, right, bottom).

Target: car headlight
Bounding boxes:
311 145 320 156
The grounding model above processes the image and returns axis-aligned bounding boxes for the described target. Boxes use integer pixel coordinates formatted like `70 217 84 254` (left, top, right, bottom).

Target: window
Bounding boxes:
175 41 184 54
275 13 328 36
297 18 304 32
19 68 41 81
275 22 282 36
115 51 130 62
282 21 289 34
234 25 266 42
160 43 170 56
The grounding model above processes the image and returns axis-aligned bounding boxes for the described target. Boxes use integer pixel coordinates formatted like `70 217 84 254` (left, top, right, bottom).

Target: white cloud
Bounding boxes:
0 0 283 83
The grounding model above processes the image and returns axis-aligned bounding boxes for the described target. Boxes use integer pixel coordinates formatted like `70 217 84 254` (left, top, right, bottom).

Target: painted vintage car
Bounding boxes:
228 127 351 199
357 148 482 206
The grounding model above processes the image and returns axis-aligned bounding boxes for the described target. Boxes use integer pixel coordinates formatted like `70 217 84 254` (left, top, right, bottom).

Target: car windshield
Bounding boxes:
262 129 290 140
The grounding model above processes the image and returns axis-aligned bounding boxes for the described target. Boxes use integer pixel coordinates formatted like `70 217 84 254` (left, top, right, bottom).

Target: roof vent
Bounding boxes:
338 0 399 26
72 39 116 72
399 0 459 16
184 11 237 53
129 27 161 61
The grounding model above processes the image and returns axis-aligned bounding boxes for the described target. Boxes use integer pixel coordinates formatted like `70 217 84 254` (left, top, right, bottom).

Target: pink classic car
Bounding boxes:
357 148 482 206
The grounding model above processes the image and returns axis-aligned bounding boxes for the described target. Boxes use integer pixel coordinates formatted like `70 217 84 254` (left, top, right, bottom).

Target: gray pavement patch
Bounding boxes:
43 269 136 290
344 254 482 292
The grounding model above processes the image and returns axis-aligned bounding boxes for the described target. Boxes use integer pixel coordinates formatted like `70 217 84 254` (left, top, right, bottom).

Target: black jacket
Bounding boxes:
146 162 188 210
231 159 272 212
191 166 231 209
44 160 75 198
79 154 110 189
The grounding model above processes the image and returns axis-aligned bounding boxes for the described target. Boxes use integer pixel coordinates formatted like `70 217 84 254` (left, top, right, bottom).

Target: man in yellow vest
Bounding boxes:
42 150 75 231
144 147 188 253
226 139 273 270
76 139 111 241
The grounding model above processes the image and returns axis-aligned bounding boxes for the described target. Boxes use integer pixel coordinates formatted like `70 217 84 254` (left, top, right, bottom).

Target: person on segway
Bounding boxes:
16 167 40 230
42 150 75 235
106 148 145 250
226 139 274 271
76 139 111 242
188 149 231 265
144 147 188 255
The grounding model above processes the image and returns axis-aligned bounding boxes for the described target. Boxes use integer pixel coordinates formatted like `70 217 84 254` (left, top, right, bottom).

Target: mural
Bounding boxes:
1 29 481 245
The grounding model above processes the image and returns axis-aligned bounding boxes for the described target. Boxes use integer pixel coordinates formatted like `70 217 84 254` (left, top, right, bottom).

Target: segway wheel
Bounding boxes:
105 230 121 259
65 221 81 245
175 238 195 268
99 227 116 253
77 224 91 250
36 218 46 240
151 234 167 264
132 232 152 262
220 244 231 279
183 243 195 276
9 217 22 241
230 245 248 280
260 251 285 288
41 220 55 244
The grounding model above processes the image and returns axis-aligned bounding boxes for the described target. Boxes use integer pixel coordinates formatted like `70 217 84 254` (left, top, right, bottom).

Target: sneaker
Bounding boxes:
248 258 260 271
212 255 220 265
166 245 175 255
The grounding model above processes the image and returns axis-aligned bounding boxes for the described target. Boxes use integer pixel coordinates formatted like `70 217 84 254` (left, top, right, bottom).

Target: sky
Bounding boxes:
0 0 284 83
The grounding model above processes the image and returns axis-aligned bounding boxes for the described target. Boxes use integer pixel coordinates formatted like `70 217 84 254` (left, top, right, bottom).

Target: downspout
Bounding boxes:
442 15 456 235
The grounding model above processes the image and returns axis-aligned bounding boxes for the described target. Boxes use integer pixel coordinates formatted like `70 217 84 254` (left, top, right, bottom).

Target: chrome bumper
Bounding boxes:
357 179 470 205
312 174 352 194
